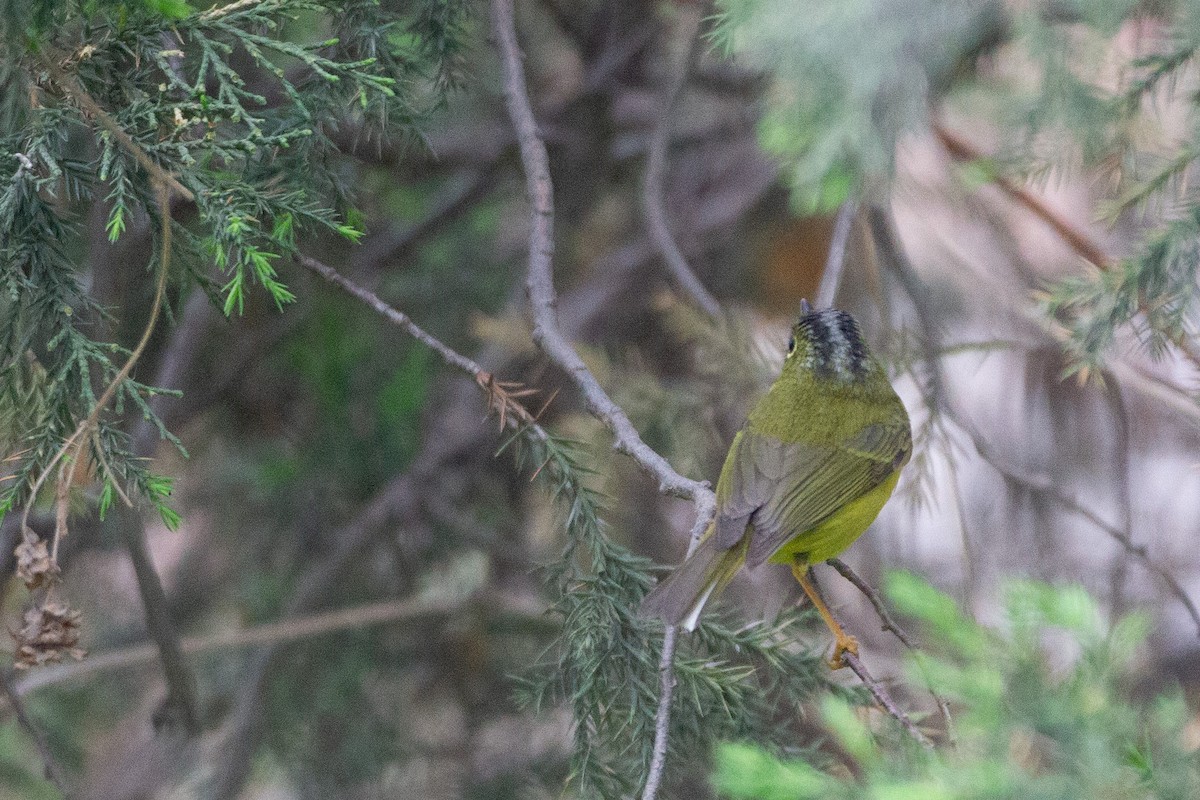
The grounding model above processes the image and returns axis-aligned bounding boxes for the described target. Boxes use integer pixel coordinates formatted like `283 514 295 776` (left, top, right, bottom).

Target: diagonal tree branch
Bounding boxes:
641 3 722 319
490 0 712 513
933 121 1200 374
490 3 718 798
873 201 1200 640
804 569 934 749
962 419 1200 637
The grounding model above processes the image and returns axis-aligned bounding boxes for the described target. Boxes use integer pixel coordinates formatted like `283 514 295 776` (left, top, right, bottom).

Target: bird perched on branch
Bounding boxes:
639 301 911 667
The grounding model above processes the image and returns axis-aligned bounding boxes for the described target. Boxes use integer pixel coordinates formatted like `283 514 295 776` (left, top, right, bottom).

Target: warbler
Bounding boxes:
638 302 911 666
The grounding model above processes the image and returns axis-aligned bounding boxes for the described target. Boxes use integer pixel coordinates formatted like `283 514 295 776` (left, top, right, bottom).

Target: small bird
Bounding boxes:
638 302 911 667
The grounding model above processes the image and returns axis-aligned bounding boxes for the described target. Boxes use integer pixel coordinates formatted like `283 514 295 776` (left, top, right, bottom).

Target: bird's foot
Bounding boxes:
829 633 859 670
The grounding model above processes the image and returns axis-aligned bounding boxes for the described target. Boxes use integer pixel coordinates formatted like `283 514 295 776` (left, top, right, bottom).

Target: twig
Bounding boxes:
0 669 74 797
13 595 462 695
642 624 679 800
20 182 172 557
827 558 916 649
642 494 715 800
199 264 558 797
297 254 550 438
963 422 1200 637
814 200 858 310
490 0 712 508
641 4 722 319
298 255 491 380
873 203 1200 640
114 506 200 733
828 558 955 740
805 568 933 748
933 123 1109 269
840 651 933 748
42 55 193 203
490 5 718 800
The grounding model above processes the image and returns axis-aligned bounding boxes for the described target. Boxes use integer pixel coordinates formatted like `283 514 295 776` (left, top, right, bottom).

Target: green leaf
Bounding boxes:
155 500 182 531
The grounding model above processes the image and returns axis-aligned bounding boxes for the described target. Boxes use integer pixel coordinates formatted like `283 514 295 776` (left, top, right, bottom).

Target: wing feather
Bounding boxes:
707 421 910 567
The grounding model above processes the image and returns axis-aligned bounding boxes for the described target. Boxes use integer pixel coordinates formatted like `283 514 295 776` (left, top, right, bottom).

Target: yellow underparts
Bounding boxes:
767 470 902 565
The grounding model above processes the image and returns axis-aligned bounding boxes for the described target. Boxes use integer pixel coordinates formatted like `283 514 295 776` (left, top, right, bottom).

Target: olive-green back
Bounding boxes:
712 352 911 567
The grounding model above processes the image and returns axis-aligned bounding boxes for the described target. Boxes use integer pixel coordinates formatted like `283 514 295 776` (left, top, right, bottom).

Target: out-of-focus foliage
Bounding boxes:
712 0 1003 212
716 576 1199 800
715 0 1200 376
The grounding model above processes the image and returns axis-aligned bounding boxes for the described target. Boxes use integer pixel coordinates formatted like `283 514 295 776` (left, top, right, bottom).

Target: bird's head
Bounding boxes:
785 302 873 383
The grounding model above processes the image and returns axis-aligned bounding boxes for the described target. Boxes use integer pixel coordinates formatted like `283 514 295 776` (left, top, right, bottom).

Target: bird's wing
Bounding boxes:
713 422 910 565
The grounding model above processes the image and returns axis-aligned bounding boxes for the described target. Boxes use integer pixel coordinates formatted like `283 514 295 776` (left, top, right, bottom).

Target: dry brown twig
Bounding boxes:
15 59 205 733
828 558 956 741
962 419 1200 637
298 255 553 439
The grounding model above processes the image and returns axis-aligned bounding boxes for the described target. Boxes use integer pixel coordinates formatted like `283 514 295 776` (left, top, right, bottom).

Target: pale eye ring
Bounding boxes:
787 335 796 355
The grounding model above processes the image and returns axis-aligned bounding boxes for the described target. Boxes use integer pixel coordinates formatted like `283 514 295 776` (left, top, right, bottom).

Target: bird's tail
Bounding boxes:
638 527 748 631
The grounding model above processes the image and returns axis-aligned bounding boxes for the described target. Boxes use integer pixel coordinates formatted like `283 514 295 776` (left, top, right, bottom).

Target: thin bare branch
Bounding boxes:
13 596 463 695
933 122 1200 375
114 507 199 733
0 670 75 797
828 558 956 740
963 422 1200 637
298 254 551 439
933 123 1109 269
815 200 859 310
827 558 917 649
42 55 193 202
298 255 492 381
20 173 174 549
490 0 712 506
872 203 1200 639
841 651 934 748
805 568 933 748
641 624 679 800
490 5 719 799
641 4 723 319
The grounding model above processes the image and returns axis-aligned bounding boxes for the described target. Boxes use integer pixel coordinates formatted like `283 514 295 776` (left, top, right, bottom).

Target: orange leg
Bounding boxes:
792 561 858 669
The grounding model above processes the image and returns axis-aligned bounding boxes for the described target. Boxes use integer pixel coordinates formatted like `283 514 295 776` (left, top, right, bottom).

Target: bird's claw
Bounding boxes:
829 634 859 670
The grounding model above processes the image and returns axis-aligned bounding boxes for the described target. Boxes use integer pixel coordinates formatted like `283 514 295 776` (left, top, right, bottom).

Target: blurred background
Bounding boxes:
3 0 1200 798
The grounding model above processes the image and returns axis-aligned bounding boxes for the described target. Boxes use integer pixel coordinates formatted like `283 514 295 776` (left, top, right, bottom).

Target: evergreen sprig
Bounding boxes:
0 0 467 524
1043 203 1200 375
507 425 845 797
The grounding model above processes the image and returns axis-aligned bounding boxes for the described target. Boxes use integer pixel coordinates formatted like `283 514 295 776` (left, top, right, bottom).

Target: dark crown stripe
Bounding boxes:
835 311 869 375
797 309 869 379
804 312 834 375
